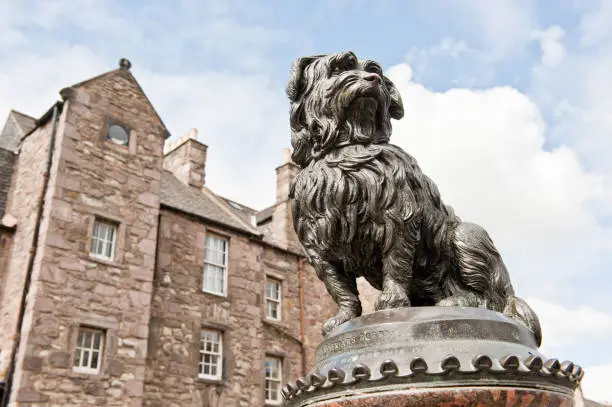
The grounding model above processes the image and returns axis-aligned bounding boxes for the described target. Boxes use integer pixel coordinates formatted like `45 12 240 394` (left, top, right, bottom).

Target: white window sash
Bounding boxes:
90 220 117 261
199 330 223 380
73 328 104 374
265 357 282 404
265 280 282 320
202 236 228 295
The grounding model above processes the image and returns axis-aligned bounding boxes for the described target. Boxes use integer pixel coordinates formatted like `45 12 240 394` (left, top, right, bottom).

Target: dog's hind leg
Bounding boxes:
308 251 362 336
450 222 512 311
448 222 542 345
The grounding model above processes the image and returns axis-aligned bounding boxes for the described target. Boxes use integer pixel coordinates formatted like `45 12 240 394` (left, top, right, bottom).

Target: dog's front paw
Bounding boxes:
375 287 411 311
322 309 356 336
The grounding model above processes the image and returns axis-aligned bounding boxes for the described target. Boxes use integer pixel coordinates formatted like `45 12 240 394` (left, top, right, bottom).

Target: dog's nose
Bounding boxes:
363 73 381 83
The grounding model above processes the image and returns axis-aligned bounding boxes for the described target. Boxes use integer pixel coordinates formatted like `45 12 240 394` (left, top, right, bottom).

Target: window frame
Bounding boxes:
264 356 283 405
202 234 229 297
89 218 118 261
198 329 223 381
73 327 105 375
265 277 282 321
106 123 131 147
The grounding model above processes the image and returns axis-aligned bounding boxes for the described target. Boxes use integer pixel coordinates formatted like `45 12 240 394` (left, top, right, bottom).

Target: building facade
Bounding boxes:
0 60 334 407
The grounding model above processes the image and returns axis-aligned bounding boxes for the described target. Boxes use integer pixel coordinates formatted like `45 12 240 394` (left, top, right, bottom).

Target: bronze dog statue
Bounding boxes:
286 51 542 345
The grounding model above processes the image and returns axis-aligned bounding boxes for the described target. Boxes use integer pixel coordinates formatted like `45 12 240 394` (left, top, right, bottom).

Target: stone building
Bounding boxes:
0 59 334 407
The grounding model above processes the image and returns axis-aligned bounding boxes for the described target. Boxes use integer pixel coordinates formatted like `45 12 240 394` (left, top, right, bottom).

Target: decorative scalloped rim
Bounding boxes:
282 354 583 403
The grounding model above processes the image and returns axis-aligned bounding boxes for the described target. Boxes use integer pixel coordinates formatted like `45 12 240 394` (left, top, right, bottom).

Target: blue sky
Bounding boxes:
1 0 611 402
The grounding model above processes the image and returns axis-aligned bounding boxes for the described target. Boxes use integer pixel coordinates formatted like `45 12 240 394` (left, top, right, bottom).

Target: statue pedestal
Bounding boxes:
283 307 582 407
292 387 574 406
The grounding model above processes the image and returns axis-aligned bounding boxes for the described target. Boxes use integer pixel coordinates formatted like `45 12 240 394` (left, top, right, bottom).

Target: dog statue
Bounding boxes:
286 51 542 346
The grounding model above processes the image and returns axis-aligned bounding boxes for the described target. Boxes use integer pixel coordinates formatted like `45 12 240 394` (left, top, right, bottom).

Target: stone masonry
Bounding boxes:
0 60 334 407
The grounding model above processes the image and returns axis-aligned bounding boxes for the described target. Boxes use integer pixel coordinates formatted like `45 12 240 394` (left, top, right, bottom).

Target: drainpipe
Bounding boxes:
298 257 307 376
1 103 61 407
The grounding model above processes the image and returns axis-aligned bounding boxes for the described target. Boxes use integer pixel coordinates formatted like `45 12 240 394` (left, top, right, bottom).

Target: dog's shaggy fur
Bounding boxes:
287 51 542 345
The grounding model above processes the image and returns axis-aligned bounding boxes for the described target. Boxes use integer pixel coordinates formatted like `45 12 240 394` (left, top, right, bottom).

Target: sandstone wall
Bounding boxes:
0 229 14 327
5 69 166 406
144 208 332 407
0 119 55 382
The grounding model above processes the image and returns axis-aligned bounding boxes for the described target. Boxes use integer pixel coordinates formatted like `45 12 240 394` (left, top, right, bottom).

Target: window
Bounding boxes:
265 356 282 404
73 327 104 374
106 123 130 147
199 329 223 380
90 219 117 260
203 235 228 295
265 278 281 321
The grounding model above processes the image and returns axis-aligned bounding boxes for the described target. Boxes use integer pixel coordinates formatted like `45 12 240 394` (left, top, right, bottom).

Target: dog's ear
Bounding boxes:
286 55 323 102
384 75 404 120
291 127 313 168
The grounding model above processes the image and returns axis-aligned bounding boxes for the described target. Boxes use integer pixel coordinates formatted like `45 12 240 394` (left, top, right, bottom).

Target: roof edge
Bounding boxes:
9 110 36 134
60 61 172 139
201 187 261 235
160 203 305 257
160 203 261 239
21 101 64 142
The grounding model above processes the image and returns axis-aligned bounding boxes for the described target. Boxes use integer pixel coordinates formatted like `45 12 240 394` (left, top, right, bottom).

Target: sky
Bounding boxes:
1 0 611 402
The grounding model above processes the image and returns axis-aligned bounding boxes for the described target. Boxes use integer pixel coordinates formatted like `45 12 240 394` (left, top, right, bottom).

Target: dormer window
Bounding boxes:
106 123 130 147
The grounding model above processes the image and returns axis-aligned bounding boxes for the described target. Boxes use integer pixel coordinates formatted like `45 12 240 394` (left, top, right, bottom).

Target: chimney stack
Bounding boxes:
275 148 299 202
163 128 207 189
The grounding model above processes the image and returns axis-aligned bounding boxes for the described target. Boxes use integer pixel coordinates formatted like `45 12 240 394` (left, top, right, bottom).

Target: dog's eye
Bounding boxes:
366 65 383 76
331 56 356 75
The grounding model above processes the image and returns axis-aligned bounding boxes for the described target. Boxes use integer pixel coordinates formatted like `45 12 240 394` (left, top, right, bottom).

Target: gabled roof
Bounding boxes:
0 148 16 218
10 110 36 135
256 204 275 225
0 110 36 151
218 196 258 225
61 59 171 139
160 171 261 237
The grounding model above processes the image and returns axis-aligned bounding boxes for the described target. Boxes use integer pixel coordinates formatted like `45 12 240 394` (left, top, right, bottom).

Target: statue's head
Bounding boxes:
286 51 404 167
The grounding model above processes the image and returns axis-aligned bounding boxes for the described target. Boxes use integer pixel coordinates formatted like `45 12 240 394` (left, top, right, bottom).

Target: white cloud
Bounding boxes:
449 0 537 59
530 8 612 192
404 38 479 85
581 364 612 403
406 37 474 65
579 0 612 46
532 26 566 68
527 298 612 350
0 46 108 119
137 69 289 209
386 63 610 292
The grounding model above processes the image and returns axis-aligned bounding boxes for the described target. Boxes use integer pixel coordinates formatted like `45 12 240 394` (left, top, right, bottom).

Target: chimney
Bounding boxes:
275 148 299 202
163 128 208 189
